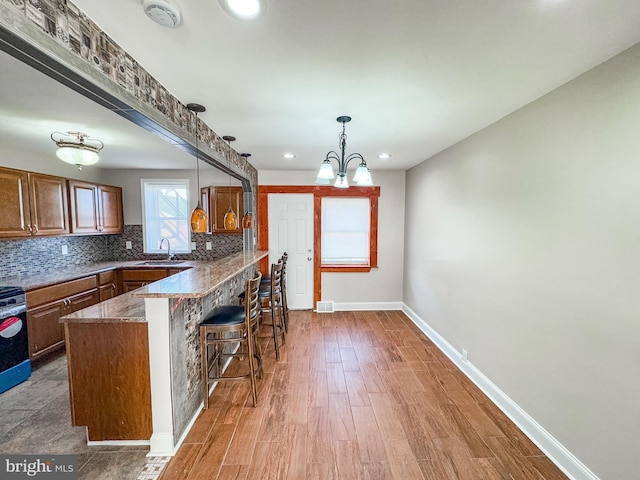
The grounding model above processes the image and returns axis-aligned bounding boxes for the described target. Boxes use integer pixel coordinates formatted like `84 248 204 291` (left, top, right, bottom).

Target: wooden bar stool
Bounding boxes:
258 253 289 332
280 253 289 332
258 260 286 360
200 272 262 408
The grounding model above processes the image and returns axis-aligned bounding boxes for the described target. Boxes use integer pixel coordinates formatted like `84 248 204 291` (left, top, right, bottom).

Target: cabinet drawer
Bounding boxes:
27 275 98 308
120 269 168 282
98 270 116 285
66 289 100 314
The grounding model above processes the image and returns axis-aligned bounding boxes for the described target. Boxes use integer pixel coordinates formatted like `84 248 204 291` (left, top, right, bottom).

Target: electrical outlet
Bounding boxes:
461 349 468 362
125 241 132 249
206 242 212 250
61 245 68 255
191 241 197 250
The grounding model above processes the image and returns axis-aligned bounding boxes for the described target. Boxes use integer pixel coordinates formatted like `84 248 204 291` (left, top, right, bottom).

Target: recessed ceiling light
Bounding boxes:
377 153 392 159
218 0 266 20
282 153 296 159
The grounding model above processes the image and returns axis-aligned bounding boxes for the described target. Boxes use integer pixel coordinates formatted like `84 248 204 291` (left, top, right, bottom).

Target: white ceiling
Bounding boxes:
4 0 640 174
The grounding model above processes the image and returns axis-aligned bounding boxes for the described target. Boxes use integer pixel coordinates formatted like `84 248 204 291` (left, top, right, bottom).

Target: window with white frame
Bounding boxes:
321 197 370 265
141 179 191 254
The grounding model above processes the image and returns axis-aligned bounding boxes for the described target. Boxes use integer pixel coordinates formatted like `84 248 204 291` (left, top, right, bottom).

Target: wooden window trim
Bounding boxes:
257 185 380 307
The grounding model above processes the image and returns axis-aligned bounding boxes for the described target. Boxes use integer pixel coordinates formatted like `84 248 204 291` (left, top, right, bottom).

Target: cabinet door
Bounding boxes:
122 281 146 293
99 283 118 301
98 185 124 233
29 173 70 236
68 180 100 233
200 187 211 233
209 186 243 233
28 300 65 360
119 269 168 293
0 167 31 237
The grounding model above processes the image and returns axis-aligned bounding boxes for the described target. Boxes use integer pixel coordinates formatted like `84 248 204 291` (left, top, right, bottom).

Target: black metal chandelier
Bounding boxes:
315 116 373 188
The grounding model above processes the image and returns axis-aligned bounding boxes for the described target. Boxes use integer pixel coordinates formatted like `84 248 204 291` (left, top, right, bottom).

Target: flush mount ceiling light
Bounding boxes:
218 0 266 20
282 153 296 159
315 116 373 189
142 0 182 28
187 103 208 233
50 131 104 170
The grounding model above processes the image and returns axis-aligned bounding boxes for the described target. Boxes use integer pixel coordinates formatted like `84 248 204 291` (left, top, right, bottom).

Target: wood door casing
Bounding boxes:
258 185 381 308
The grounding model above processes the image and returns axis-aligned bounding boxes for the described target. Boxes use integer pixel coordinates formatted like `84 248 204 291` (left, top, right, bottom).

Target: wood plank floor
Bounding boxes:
159 310 569 480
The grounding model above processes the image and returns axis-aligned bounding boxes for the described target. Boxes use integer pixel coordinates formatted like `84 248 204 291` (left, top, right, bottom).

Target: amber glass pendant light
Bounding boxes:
222 136 238 230
240 152 252 229
188 103 208 233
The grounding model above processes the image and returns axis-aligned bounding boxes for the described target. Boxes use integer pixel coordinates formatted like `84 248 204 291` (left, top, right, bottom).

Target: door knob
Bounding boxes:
307 257 312 261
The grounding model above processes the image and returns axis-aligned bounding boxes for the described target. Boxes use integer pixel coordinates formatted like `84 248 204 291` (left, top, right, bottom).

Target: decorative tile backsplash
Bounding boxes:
108 225 243 262
0 226 243 280
0 235 111 278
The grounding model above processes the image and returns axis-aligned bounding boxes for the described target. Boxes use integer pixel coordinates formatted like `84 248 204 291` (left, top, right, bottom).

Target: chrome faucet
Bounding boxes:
159 237 173 260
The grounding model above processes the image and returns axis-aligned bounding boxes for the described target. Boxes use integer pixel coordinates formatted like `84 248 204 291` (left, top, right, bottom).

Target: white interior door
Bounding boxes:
268 193 314 309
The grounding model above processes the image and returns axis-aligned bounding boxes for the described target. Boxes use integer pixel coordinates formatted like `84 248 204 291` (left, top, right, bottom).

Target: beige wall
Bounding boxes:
1 143 104 184
403 43 640 479
259 170 405 306
101 167 240 225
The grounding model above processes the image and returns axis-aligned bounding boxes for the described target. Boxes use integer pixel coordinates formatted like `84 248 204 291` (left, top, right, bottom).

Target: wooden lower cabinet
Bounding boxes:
98 270 118 301
65 321 152 441
26 275 99 361
119 268 168 293
27 301 65 360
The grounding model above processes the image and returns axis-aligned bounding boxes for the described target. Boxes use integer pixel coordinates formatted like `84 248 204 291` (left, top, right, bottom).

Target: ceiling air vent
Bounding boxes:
142 0 182 28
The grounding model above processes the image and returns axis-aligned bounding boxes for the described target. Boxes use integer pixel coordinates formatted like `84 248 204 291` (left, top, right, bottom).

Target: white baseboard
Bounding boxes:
334 301 403 311
148 432 175 457
401 303 599 480
86 438 150 447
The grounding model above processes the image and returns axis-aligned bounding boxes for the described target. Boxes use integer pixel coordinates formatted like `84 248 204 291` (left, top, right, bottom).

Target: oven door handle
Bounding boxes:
0 305 27 318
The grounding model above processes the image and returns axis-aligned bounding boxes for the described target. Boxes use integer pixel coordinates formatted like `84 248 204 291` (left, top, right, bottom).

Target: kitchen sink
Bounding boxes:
136 260 187 266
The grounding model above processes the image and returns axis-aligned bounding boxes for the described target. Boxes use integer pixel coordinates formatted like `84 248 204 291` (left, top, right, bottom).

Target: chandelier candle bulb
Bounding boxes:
315 115 373 188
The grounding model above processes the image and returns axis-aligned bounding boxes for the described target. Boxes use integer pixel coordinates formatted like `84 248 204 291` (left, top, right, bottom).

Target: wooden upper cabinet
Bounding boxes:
98 184 124 233
0 167 31 237
201 186 243 234
68 180 99 233
69 180 123 234
29 173 70 236
0 167 69 238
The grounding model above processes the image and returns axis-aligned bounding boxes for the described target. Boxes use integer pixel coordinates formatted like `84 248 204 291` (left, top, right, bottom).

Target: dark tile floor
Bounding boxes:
0 354 168 480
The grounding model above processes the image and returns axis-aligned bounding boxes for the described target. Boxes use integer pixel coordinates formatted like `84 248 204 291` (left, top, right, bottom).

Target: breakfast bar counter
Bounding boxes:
60 250 269 455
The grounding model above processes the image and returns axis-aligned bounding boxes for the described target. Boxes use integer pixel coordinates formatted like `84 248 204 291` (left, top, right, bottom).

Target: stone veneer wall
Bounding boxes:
0 0 258 214
168 264 254 445
0 227 243 280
